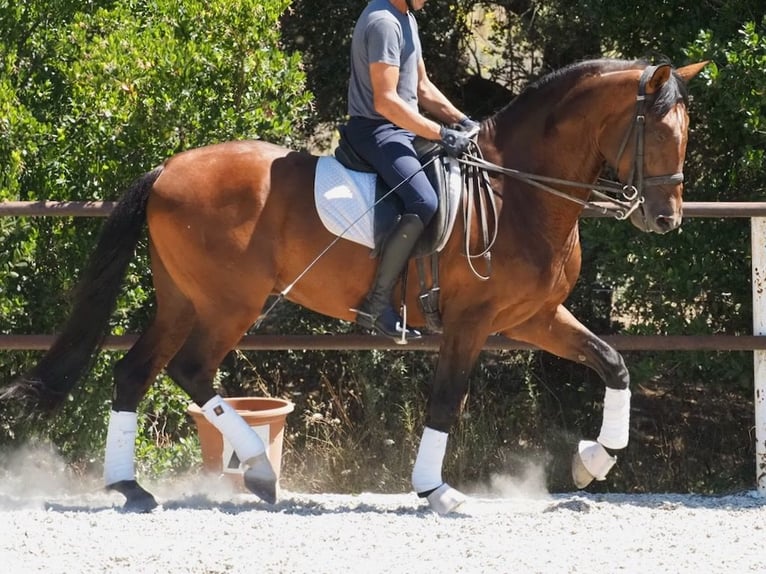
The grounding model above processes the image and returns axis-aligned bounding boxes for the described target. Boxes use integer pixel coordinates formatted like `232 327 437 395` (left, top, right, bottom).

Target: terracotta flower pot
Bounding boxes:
187 397 295 488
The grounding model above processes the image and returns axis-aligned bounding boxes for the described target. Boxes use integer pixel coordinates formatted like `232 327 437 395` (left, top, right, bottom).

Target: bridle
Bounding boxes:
459 65 685 222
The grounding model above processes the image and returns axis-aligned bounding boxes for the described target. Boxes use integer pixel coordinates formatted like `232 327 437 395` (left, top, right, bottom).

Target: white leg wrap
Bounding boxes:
411 426 448 493
201 395 266 464
597 387 631 450
103 411 138 485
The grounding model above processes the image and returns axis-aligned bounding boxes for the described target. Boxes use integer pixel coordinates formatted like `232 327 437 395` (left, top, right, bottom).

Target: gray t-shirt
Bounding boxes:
347 0 422 120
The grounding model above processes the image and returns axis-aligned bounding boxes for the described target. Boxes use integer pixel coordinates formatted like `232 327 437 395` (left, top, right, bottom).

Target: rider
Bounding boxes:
345 0 478 342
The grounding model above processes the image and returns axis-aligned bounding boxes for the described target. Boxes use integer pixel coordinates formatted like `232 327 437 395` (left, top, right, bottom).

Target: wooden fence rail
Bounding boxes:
1 199 763 353
0 334 764 352
3 200 766 218
0 199 763 353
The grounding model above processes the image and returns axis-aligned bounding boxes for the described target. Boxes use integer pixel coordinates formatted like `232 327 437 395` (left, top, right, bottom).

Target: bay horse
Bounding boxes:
3 59 706 513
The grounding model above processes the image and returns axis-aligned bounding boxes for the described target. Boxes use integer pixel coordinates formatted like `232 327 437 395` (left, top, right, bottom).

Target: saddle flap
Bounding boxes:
412 155 462 258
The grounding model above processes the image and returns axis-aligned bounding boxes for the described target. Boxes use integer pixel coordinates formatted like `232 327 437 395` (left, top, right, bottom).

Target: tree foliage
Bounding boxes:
0 0 311 469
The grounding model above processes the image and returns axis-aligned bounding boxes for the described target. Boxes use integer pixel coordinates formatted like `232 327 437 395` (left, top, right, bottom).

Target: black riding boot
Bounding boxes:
356 213 424 342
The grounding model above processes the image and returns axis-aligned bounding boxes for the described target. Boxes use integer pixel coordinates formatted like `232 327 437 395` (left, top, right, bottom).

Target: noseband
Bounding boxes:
460 64 685 221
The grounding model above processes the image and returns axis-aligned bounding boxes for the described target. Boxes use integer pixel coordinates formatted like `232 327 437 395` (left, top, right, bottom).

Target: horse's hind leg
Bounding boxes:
504 304 630 489
104 252 195 511
165 302 278 504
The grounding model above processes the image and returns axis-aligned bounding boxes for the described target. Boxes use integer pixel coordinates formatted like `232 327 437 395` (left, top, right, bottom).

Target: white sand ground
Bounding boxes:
1 446 764 574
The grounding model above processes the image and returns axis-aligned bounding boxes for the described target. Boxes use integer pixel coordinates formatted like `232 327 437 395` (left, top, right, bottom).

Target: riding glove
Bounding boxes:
439 126 472 157
458 116 480 132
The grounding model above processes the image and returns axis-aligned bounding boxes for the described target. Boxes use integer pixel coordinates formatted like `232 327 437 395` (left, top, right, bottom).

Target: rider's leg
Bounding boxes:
344 119 438 340
356 212 425 338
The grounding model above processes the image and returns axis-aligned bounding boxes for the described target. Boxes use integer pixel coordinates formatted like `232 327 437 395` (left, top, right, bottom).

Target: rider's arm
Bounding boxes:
369 61 443 141
415 57 465 126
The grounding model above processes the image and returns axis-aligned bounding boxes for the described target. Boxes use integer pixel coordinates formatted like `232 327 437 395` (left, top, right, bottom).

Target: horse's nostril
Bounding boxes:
655 215 677 233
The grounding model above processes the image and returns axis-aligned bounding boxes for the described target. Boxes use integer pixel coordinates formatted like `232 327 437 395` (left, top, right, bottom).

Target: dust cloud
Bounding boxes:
0 442 96 509
470 458 551 501
0 441 244 510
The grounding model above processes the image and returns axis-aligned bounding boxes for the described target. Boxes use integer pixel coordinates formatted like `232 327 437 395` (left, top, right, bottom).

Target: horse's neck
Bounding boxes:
480 109 603 246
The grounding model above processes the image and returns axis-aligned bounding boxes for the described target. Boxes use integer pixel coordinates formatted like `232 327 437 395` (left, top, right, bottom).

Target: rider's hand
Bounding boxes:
439 126 472 157
457 116 480 133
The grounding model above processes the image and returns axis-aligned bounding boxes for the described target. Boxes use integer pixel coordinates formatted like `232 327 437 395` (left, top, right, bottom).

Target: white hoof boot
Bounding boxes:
425 483 467 515
572 440 617 489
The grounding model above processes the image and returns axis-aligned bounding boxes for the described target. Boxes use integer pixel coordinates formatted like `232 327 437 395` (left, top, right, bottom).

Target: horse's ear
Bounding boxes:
675 61 709 83
645 64 672 94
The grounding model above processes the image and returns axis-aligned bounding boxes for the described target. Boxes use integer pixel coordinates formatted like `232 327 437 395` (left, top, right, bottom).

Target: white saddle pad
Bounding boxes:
314 155 463 253
314 156 377 249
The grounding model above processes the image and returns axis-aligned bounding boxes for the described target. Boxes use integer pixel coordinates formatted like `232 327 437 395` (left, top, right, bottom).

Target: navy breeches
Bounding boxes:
344 117 438 226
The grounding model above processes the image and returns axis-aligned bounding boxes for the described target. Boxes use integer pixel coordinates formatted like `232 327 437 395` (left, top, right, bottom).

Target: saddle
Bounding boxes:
333 125 495 333
334 125 461 259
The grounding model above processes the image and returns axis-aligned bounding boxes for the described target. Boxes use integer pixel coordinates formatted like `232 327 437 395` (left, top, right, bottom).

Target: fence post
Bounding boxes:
752 217 766 495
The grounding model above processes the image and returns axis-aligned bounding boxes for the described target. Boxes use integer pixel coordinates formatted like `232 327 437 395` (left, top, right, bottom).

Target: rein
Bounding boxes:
459 65 685 222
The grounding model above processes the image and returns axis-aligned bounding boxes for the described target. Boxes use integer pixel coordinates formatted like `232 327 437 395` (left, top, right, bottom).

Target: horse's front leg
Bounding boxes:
414 323 489 514
505 304 630 489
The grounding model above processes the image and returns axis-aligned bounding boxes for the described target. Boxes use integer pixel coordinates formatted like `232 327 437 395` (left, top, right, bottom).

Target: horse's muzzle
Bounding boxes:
653 212 682 234
630 204 683 234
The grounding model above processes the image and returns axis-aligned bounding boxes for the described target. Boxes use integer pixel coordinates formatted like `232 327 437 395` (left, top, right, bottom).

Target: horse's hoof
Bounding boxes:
422 483 467 515
107 480 159 513
572 451 596 489
572 440 617 489
243 453 278 504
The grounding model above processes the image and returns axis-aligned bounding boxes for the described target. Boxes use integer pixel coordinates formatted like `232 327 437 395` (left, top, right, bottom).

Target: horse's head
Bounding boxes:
601 62 707 234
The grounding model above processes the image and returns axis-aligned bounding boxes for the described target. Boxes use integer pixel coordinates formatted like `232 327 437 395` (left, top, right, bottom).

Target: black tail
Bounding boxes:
2 166 164 414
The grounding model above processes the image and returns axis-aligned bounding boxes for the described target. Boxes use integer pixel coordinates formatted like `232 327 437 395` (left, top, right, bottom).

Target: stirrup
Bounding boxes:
377 305 421 344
